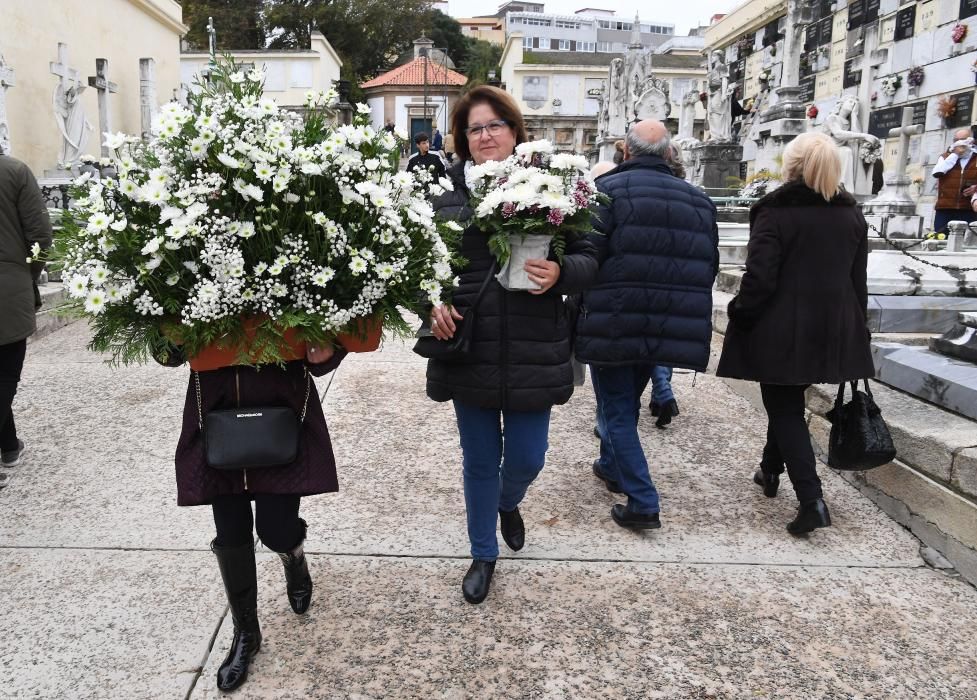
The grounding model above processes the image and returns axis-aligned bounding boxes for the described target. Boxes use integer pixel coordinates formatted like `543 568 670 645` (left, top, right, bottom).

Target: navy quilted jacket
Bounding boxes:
575 154 719 371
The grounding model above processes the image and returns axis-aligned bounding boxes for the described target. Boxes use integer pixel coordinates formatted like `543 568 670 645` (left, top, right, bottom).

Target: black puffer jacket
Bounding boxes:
425 160 599 411
574 155 719 371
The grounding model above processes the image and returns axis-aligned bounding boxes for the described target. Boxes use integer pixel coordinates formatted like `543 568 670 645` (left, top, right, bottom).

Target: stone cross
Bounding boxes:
139 58 158 142
87 58 118 157
49 43 81 89
780 0 816 89
207 16 217 57
0 53 15 154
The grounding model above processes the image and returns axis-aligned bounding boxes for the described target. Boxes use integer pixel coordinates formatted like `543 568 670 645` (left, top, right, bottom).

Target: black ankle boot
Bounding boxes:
212 540 262 692
278 519 312 615
753 469 780 498
787 499 832 535
655 399 679 429
462 559 496 604
499 508 525 552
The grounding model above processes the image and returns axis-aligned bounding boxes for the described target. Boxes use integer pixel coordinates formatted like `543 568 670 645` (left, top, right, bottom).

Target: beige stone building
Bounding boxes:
455 17 507 45
180 32 343 112
0 0 186 174
499 33 707 154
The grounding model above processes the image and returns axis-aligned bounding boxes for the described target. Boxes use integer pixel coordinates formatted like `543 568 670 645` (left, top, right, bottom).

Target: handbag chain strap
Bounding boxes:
194 367 312 430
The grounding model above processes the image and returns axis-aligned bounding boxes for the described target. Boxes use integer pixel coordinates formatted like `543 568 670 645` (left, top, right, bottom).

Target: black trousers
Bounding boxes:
759 383 823 504
0 340 27 453
211 493 303 553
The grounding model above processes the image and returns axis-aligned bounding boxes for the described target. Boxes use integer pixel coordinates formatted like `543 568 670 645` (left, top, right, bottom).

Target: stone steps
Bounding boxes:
28 282 75 345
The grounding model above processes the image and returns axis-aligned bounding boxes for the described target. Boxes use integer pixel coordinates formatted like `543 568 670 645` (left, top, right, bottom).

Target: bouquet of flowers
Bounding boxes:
952 23 968 44
937 95 958 120
464 140 602 290
880 74 902 97
806 104 819 119
738 169 781 199
907 66 925 88
52 58 458 367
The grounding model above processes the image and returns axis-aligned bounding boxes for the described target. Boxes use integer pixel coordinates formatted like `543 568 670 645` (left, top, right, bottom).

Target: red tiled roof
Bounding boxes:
360 57 467 88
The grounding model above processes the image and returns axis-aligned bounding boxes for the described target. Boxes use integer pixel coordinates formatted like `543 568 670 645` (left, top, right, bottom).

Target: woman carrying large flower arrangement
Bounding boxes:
423 86 600 604
53 61 457 691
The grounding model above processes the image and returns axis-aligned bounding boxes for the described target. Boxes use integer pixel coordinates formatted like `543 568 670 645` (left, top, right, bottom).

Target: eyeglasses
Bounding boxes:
464 119 509 139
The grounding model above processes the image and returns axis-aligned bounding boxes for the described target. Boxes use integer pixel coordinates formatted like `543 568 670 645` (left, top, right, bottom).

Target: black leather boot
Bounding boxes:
611 504 662 530
278 519 312 615
753 469 780 498
462 559 496 604
592 460 623 494
499 508 525 552
212 540 262 692
655 399 680 429
787 499 832 535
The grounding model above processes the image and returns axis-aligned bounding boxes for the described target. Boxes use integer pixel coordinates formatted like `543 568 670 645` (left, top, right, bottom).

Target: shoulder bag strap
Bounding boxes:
469 261 498 313
194 367 311 430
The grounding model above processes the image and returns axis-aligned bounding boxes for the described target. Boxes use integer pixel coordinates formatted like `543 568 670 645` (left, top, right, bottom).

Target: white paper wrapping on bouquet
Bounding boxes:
496 234 552 291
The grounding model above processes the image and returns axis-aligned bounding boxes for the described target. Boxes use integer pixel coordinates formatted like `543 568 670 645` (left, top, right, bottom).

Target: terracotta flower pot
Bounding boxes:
188 317 307 372
337 315 383 353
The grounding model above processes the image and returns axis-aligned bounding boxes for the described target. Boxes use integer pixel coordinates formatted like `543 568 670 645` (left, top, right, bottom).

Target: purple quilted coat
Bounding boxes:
174 352 345 506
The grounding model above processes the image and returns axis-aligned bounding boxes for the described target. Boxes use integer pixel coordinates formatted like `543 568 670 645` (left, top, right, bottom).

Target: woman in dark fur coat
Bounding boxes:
717 132 875 536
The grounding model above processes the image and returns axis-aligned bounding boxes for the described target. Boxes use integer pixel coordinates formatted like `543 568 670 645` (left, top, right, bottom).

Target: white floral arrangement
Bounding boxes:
880 74 902 97
738 170 781 199
51 59 459 365
463 140 603 288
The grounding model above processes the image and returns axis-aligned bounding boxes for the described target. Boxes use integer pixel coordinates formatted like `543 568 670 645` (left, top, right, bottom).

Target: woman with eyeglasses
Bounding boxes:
425 86 598 604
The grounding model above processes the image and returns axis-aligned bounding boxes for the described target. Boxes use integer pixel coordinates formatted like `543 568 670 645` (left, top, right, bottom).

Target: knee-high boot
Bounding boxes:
277 518 313 615
212 540 262 692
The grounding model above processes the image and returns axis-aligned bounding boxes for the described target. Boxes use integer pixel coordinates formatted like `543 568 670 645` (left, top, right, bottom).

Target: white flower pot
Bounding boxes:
496 233 552 291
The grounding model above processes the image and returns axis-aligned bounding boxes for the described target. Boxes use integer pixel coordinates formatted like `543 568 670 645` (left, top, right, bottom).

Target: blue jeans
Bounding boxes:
592 365 661 515
933 208 977 233
453 401 551 560
650 365 674 404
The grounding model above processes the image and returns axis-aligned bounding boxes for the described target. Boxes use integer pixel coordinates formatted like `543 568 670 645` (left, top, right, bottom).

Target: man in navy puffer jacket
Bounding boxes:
576 120 719 530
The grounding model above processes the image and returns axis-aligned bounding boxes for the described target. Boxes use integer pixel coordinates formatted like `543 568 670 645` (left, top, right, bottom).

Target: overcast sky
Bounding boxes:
441 0 740 36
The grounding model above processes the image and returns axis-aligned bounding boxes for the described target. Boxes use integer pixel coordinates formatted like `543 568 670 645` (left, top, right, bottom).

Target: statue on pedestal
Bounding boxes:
707 51 734 142
820 93 881 194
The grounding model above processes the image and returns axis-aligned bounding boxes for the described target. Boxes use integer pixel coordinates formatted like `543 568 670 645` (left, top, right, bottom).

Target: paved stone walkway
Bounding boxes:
2 322 976 699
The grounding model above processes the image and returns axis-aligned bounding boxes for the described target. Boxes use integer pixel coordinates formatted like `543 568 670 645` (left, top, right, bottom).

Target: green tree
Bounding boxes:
461 39 503 88
425 10 468 68
263 0 434 82
180 0 265 51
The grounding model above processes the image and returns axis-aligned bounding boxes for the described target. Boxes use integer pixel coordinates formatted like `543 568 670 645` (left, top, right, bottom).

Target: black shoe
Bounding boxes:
611 504 662 530
787 499 832 536
462 559 496 604
499 508 525 552
753 469 780 498
212 540 262 692
593 424 601 439
649 401 661 416
277 519 313 615
655 399 679 429
592 460 624 494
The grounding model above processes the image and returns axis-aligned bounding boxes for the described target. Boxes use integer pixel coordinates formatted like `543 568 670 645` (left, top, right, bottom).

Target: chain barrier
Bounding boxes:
869 223 977 273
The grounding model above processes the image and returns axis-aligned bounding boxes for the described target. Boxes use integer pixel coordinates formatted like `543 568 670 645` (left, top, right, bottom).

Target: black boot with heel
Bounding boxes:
212 540 262 692
278 518 313 615
787 498 832 535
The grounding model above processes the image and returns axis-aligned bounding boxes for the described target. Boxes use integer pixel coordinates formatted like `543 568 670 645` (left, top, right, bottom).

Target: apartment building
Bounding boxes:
505 8 675 54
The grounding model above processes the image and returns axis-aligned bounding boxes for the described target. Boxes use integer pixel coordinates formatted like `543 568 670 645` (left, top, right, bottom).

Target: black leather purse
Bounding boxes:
194 369 311 470
825 380 897 471
413 263 496 362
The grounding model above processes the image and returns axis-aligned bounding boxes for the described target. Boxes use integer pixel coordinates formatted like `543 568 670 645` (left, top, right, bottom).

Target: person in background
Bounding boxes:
431 125 444 156
931 128 977 233
0 149 53 488
717 132 874 536
444 131 455 164
612 139 625 165
406 132 446 195
576 120 718 531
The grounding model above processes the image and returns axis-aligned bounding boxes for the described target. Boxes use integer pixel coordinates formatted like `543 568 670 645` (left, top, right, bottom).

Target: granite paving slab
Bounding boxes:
310 349 923 568
192 557 977 700
0 549 225 700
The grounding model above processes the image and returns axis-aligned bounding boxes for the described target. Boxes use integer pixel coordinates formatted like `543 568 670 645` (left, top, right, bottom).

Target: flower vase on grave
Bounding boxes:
336 315 383 353
496 234 553 291
187 316 307 371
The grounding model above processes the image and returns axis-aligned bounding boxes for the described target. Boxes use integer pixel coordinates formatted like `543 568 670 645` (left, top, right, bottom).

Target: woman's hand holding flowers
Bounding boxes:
524 259 560 295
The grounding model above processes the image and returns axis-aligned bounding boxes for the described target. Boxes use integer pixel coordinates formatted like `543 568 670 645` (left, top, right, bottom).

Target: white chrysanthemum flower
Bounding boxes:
84 289 107 315
189 139 208 159
444 220 464 231
375 263 395 279
86 213 111 234
349 256 367 275
90 266 110 285
165 273 180 286
229 71 246 84
68 274 89 299
253 163 275 182
73 172 93 187
284 193 300 203
237 222 257 239
438 176 455 192
355 102 371 115
515 139 554 157
141 186 169 205
312 267 335 286
218 152 243 169
300 163 322 176
118 179 139 198
109 218 128 232
141 237 162 255
246 67 264 82
103 132 127 150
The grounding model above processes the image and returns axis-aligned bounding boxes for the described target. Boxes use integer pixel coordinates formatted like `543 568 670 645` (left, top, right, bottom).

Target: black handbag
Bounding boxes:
825 380 896 471
194 369 311 470
413 263 496 362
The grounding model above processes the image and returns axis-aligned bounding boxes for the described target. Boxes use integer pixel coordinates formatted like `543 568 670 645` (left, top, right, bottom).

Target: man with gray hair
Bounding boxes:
575 119 719 530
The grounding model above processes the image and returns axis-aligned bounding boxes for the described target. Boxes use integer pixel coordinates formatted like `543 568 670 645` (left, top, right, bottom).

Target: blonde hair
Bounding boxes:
782 131 842 201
